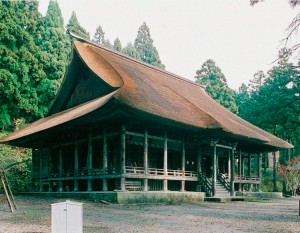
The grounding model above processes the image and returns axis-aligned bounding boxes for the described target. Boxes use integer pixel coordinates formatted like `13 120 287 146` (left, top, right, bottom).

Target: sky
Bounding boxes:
38 0 299 90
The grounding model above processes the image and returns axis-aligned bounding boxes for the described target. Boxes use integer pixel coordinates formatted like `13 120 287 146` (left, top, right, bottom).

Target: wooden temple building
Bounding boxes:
0 34 293 201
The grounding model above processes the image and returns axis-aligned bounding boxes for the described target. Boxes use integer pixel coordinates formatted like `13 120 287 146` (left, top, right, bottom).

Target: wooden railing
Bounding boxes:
50 167 120 177
125 166 197 178
50 167 198 179
198 172 213 197
218 173 230 191
235 175 260 183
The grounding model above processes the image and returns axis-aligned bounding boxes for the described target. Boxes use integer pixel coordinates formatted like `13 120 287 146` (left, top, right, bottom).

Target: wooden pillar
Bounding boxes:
197 145 202 174
241 157 244 176
39 149 43 192
238 150 242 191
273 152 278 192
48 150 53 192
143 130 148 191
102 129 108 191
228 151 231 183
212 141 218 197
258 153 262 192
74 139 79 192
163 133 168 191
230 144 236 196
58 147 63 192
248 153 252 191
181 139 185 192
120 126 126 191
87 132 93 192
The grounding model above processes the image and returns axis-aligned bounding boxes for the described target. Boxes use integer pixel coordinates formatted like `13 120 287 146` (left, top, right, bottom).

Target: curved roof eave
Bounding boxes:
0 91 117 144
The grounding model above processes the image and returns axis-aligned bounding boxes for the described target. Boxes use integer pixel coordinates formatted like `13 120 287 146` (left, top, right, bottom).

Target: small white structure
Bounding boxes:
51 200 83 233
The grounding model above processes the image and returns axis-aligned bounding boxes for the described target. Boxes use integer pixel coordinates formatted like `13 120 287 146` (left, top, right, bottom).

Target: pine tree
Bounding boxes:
67 11 89 39
93 25 105 44
0 0 47 129
92 25 112 48
113 38 122 52
122 42 141 60
134 22 165 69
39 0 71 112
195 59 238 113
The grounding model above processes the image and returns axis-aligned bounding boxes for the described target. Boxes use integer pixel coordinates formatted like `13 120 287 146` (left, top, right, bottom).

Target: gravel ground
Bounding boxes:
0 195 299 233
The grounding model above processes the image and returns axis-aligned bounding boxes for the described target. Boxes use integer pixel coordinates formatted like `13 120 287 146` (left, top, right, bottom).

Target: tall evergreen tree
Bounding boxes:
195 59 238 113
39 0 71 113
92 25 112 48
93 25 105 44
113 37 122 52
67 11 89 39
0 0 48 129
122 42 141 60
134 22 165 69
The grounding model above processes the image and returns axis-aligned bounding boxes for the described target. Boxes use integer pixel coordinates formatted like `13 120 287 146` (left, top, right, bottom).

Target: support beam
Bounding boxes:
230 144 237 196
58 147 63 192
273 152 278 192
103 128 108 191
74 138 79 192
163 133 168 191
211 140 218 197
31 149 35 192
238 150 242 191
248 153 251 191
39 149 43 192
120 125 126 191
197 145 202 174
181 139 185 192
87 132 93 192
143 130 148 191
258 153 262 192
228 151 231 183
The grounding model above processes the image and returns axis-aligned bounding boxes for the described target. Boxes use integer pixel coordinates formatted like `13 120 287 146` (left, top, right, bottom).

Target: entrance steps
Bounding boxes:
214 180 230 197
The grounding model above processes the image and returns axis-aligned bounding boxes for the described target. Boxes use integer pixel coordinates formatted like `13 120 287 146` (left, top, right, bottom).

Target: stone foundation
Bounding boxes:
20 191 205 204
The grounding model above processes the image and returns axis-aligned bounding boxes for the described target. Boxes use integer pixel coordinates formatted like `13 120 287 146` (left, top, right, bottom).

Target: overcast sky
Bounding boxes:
39 0 298 90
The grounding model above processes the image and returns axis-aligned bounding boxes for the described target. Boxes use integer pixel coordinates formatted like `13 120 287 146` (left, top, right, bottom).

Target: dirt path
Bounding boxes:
0 195 299 233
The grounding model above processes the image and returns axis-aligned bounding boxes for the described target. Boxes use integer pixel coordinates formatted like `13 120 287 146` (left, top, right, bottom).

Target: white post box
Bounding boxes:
51 200 83 233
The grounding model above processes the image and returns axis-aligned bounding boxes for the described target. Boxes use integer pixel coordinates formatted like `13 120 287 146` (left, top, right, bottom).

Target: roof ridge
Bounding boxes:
69 31 205 89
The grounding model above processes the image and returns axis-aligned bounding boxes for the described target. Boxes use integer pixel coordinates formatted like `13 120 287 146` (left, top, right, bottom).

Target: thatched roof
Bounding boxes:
0 35 293 151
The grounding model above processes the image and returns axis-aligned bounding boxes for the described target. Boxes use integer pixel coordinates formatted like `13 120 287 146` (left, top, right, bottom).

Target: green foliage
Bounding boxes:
67 11 89 40
0 0 52 129
236 49 300 151
0 140 31 192
92 24 112 49
278 156 300 196
122 42 141 60
261 168 283 192
40 0 71 106
93 25 105 44
195 59 238 113
134 22 165 69
113 38 122 52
